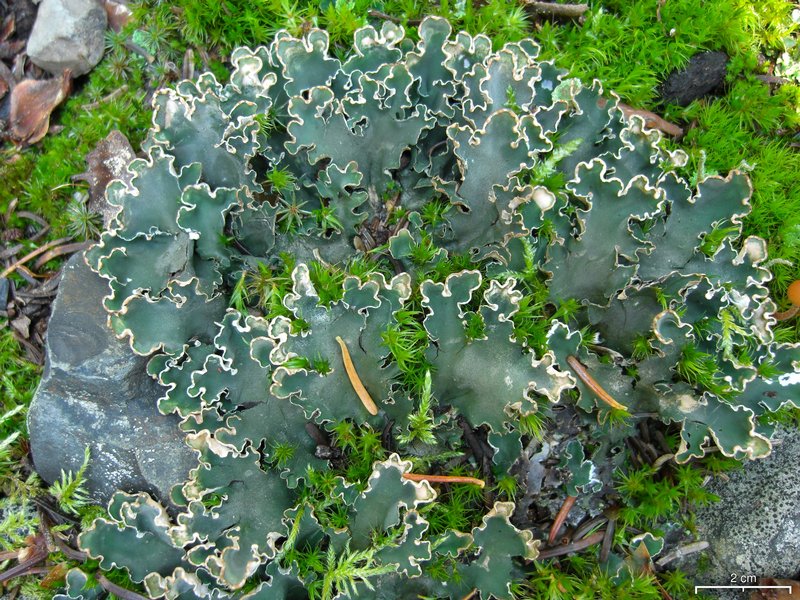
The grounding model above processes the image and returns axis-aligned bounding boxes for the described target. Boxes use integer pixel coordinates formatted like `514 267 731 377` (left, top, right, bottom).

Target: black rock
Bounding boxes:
0 277 9 312
660 51 728 107
27 252 195 507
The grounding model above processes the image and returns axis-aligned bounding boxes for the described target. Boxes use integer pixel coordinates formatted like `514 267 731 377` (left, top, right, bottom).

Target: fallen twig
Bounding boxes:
652 453 674 470
524 1 589 19
654 541 709 568
0 237 72 279
536 530 605 559
0 243 23 261
50 532 87 562
618 103 684 138
773 305 799 321
97 573 149 600
82 85 129 111
755 74 789 85
0 548 48 584
571 515 608 541
33 241 90 269
367 9 423 25
600 514 616 563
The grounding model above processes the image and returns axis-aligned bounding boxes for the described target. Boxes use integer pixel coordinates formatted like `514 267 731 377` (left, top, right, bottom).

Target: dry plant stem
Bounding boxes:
460 590 478 600
335 336 379 415
0 549 48 583
652 453 675 470
97 573 149 600
524 0 589 18
772 305 800 321
0 243 23 261
536 530 605 559
571 515 608 541
654 541 709 568
402 473 486 488
619 103 684 137
566 355 629 410
50 532 87 561
600 516 616 563
0 236 72 279
367 9 422 25
33 241 90 269
549 494 577 544
82 84 128 110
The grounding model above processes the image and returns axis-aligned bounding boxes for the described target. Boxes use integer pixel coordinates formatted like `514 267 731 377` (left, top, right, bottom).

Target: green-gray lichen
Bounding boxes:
72 16 799 599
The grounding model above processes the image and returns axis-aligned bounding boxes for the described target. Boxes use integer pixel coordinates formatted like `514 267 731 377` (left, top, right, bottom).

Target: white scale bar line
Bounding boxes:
694 585 793 591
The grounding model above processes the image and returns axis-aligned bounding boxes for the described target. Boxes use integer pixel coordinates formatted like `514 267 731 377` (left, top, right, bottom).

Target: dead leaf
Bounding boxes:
0 15 14 43
76 130 135 227
750 578 800 600
11 313 31 338
9 70 72 146
39 563 68 589
104 0 133 32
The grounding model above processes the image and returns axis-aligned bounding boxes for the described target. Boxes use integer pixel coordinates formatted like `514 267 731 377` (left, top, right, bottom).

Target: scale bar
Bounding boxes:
695 585 793 591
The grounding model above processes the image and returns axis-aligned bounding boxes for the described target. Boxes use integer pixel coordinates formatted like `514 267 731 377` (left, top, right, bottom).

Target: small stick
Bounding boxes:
0 243 23 260
652 453 674 470
460 590 478 600
549 494 577 544
654 541 709 568
402 473 486 488
572 515 608 541
97 573 149 600
600 515 616 562
536 530 605 559
335 336 379 415
33 241 90 269
773 305 799 321
82 85 128 110
367 9 422 25
619 103 684 138
0 237 72 279
50 532 87 561
0 548 48 583
566 355 628 411
524 1 589 19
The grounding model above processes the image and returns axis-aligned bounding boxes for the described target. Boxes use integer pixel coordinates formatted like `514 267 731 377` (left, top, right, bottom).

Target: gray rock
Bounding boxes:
28 252 195 508
673 427 800 599
27 0 107 76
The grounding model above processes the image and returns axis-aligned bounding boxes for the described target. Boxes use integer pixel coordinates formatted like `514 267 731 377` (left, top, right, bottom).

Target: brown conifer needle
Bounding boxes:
549 494 577 544
336 336 379 415
402 473 486 488
566 355 628 411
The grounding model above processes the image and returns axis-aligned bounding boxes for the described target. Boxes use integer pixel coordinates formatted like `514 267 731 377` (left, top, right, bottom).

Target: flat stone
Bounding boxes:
27 252 195 507
660 51 728 107
673 427 800 599
26 0 107 76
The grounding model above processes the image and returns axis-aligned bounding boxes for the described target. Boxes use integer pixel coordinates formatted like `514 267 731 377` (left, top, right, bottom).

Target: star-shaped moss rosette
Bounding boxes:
70 16 799 599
